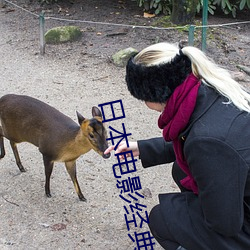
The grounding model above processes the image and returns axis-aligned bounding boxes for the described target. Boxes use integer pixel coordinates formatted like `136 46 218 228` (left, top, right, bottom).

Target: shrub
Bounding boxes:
136 0 250 17
135 0 172 15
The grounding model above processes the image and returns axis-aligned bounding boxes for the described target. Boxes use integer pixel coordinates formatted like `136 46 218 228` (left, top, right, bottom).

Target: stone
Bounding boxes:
112 47 138 67
231 71 247 82
45 26 82 44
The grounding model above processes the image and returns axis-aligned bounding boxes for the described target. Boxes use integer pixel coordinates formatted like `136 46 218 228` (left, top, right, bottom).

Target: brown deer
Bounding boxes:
0 94 110 201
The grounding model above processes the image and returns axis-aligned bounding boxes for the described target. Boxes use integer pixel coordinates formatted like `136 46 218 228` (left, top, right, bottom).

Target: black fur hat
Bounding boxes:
125 52 192 103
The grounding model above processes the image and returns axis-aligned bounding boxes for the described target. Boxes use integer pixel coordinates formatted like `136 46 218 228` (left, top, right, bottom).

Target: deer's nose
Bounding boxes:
103 152 111 159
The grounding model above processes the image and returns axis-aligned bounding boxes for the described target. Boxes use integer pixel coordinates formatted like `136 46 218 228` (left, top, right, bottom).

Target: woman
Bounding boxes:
105 42 250 250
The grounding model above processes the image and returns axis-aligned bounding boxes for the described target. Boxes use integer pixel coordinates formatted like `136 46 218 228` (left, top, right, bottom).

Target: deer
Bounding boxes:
0 94 110 201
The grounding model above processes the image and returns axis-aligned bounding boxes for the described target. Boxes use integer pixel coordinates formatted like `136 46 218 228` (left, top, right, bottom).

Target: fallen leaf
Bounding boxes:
143 12 155 18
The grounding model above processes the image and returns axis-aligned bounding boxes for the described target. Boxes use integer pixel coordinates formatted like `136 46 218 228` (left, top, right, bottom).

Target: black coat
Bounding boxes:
138 84 250 250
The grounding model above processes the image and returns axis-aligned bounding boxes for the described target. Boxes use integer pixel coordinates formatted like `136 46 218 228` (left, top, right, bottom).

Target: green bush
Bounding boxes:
135 0 172 15
136 0 250 17
212 0 250 17
196 0 216 15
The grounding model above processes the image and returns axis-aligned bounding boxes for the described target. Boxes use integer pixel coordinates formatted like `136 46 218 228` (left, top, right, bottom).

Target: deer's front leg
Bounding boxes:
65 160 86 202
43 155 54 198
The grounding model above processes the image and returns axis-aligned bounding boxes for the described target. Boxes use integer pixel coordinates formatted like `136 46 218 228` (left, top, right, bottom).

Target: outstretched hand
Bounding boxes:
104 141 139 160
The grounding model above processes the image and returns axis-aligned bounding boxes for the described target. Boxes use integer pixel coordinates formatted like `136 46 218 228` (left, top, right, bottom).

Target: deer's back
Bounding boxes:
0 94 79 147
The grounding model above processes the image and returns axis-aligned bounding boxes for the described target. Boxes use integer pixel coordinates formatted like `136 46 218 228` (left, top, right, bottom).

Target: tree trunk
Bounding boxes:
171 0 198 25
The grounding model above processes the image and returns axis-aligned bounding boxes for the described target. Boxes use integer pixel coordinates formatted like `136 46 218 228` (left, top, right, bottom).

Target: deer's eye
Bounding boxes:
89 133 94 139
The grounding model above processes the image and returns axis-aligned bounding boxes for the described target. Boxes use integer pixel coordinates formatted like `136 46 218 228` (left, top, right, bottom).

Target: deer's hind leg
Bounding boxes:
10 141 26 172
0 126 5 159
65 161 86 202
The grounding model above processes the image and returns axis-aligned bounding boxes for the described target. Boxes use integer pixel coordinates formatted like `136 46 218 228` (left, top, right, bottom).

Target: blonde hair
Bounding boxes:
134 42 250 113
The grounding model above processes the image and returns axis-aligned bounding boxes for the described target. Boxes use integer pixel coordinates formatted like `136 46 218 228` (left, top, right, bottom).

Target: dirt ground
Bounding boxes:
0 0 249 249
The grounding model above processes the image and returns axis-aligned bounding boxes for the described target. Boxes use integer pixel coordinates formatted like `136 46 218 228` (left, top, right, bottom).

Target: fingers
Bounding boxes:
104 141 128 155
114 142 129 154
104 142 139 160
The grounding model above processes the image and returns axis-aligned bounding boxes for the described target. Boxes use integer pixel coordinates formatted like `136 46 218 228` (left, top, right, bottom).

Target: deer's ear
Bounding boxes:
76 111 85 125
92 106 102 118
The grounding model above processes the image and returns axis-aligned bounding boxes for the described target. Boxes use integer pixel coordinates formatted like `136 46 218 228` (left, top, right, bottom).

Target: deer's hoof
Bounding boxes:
46 193 52 198
79 196 87 202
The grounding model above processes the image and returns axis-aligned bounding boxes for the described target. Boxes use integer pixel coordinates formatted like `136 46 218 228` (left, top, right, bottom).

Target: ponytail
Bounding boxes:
182 46 250 112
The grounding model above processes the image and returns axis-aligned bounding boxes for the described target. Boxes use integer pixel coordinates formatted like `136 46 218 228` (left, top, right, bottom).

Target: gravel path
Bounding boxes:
0 4 176 249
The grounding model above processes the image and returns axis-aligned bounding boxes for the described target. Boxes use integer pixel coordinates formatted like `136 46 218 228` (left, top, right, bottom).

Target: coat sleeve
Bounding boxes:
185 136 249 237
137 137 175 168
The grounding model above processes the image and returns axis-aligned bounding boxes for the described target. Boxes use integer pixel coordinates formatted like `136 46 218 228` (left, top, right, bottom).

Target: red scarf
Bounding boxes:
158 73 201 194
